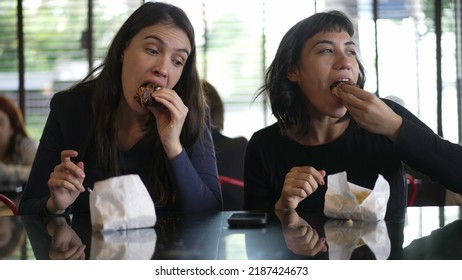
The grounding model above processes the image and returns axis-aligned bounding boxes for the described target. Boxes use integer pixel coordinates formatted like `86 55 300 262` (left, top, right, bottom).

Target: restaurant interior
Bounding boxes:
1 0 462 260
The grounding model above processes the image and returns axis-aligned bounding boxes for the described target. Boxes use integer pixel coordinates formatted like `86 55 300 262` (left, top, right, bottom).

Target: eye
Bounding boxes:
172 56 186 67
173 60 184 67
346 49 357 56
146 48 159 55
320 48 334 54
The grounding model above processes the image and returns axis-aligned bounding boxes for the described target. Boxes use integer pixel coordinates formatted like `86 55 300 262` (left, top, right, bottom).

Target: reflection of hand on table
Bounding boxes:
46 217 86 260
275 210 327 256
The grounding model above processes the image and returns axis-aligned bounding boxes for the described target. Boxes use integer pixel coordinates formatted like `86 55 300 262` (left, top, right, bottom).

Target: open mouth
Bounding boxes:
330 79 356 97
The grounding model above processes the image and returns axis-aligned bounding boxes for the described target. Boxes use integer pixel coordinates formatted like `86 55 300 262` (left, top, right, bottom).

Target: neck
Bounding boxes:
287 118 350 146
115 99 150 151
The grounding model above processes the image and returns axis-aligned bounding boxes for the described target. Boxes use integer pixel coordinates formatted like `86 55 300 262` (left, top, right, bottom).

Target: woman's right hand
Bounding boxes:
275 166 326 210
47 217 86 260
46 150 85 214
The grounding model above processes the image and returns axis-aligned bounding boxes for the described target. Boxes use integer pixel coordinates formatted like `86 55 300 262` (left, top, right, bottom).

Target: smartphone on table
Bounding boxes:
227 212 267 228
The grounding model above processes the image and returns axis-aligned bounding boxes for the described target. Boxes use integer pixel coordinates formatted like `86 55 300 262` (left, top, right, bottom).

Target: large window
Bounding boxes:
1 0 460 143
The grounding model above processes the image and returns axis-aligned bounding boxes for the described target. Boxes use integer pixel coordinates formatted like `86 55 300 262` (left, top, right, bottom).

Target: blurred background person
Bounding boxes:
0 96 37 187
202 79 247 210
0 216 27 259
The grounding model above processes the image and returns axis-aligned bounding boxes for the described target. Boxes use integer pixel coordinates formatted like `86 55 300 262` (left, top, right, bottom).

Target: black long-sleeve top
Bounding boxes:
244 99 462 219
19 85 222 215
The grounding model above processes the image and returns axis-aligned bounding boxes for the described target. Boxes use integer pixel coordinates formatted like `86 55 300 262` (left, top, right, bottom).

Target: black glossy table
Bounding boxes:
1 206 461 260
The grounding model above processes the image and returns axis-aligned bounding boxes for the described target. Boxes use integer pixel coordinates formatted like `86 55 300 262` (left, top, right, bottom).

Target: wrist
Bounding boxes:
165 144 183 159
46 198 65 215
387 115 403 141
275 199 293 211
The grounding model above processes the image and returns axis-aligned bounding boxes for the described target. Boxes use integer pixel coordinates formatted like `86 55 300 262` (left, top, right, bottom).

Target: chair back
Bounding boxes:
0 194 18 216
219 175 244 211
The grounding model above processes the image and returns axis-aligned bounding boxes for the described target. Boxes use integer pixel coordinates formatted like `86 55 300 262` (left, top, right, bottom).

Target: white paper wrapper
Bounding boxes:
324 171 390 221
324 219 391 260
90 228 157 260
89 174 157 231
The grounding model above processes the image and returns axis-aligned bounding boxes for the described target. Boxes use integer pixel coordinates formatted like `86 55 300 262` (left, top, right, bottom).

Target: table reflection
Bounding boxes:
5 206 462 260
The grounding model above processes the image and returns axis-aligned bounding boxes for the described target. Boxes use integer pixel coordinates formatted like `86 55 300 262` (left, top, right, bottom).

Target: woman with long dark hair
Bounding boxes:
19 2 221 215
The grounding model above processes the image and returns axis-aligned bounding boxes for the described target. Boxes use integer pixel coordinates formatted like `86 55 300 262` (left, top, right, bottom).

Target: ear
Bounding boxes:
287 64 299 82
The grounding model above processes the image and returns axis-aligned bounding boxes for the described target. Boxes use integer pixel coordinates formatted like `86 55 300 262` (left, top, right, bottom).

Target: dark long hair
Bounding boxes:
73 2 204 207
257 10 366 134
0 96 28 161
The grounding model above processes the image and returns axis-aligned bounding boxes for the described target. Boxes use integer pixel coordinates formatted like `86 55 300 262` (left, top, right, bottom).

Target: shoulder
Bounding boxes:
51 84 93 107
17 136 37 149
50 84 93 118
249 122 282 142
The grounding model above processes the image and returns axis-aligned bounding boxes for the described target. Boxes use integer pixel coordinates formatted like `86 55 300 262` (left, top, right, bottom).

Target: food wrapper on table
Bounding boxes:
89 174 157 231
324 219 390 260
90 227 157 260
324 171 390 221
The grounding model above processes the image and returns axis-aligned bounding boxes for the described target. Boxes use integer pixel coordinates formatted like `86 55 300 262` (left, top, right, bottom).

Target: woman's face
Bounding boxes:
0 110 13 152
121 23 191 113
287 30 360 119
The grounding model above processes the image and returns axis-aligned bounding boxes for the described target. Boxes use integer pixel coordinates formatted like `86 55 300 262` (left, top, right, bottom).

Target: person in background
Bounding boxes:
202 79 247 210
19 2 221 216
0 216 26 259
0 96 37 186
244 11 462 219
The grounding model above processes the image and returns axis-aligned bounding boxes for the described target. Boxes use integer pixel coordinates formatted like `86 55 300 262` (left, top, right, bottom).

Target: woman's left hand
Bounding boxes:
338 84 403 141
149 87 188 159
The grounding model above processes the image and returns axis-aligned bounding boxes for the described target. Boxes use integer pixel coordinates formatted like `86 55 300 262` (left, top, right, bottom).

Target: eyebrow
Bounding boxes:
143 35 190 56
314 39 356 47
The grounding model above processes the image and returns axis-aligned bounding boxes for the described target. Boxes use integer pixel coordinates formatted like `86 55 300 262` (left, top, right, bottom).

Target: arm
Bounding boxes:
19 93 86 215
340 85 462 193
19 103 62 215
392 105 462 193
165 119 222 211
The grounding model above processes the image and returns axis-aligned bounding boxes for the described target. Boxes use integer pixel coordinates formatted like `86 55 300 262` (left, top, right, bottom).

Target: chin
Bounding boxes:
330 108 348 119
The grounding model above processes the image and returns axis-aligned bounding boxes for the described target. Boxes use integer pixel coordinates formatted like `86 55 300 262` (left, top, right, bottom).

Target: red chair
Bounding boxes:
406 174 418 206
0 194 18 216
219 175 244 211
219 175 244 188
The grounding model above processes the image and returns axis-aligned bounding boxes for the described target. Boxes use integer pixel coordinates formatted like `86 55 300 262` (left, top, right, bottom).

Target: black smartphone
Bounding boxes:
227 212 267 228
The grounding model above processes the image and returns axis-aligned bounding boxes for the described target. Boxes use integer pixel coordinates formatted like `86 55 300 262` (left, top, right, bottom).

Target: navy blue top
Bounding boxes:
244 99 462 219
19 85 222 215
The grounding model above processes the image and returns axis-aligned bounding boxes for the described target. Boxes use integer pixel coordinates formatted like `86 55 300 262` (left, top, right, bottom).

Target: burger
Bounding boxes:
330 79 357 97
134 84 162 107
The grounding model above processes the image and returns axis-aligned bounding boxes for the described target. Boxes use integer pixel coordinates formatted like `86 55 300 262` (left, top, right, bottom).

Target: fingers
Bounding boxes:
338 85 403 139
50 150 85 192
152 88 188 120
285 166 326 196
284 224 327 256
277 167 326 210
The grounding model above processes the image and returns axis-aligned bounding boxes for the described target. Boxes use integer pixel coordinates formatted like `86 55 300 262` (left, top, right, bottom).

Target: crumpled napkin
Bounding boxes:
324 171 390 221
90 228 157 260
324 219 391 260
89 174 157 231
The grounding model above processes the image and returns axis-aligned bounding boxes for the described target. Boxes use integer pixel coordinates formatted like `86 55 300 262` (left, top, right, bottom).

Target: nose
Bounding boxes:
152 55 168 78
333 53 353 71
